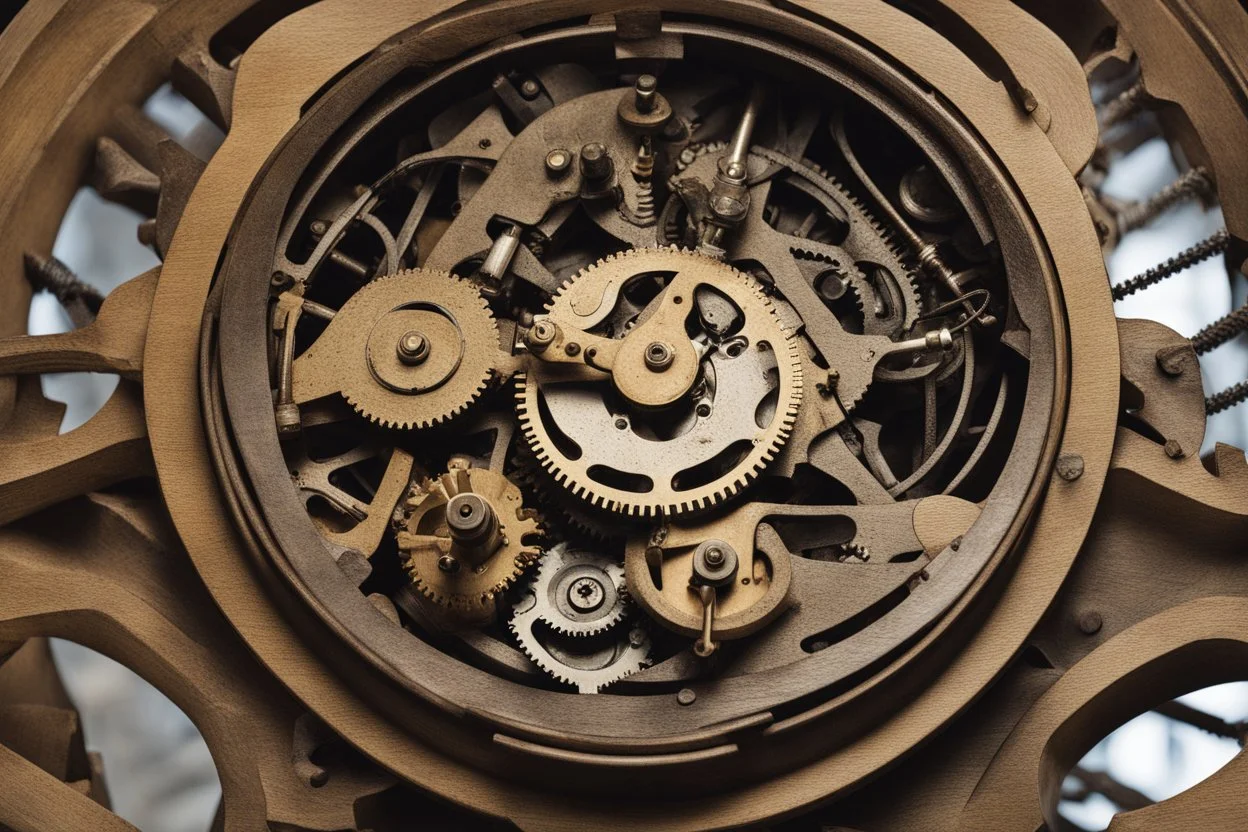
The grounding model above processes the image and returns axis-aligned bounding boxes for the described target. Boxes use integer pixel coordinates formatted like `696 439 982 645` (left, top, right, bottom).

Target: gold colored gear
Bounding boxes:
396 462 542 610
517 247 803 518
291 269 498 429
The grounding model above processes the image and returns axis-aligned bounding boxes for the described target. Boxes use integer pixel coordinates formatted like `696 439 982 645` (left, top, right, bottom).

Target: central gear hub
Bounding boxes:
396 461 541 610
291 269 498 429
518 248 804 518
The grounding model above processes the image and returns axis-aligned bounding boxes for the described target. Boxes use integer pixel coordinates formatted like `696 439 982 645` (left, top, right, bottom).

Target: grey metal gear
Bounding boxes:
527 543 628 637
509 592 651 693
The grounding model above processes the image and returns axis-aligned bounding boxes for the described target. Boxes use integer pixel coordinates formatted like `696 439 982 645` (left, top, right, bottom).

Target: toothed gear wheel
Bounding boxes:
510 593 651 693
291 268 498 430
526 543 629 637
511 445 624 543
396 464 542 610
517 247 804 519
751 145 922 335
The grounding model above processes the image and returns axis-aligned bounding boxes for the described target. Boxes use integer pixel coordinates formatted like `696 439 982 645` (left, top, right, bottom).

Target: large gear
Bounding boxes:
291 269 499 429
518 247 803 518
396 461 542 610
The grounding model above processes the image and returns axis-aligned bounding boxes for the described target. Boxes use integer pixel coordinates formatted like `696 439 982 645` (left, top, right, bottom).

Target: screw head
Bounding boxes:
437 554 460 573
519 79 541 100
397 330 430 365
1078 611 1103 635
676 688 696 706
545 148 572 176
1056 453 1084 482
704 546 725 567
644 341 674 371
567 576 606 613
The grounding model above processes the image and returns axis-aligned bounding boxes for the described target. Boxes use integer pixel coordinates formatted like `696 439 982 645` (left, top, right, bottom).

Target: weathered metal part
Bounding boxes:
397 462 542 611
519 247 804 518
11 0 1217 828
523 542 630 637
292 269 499 430
509 591 652 693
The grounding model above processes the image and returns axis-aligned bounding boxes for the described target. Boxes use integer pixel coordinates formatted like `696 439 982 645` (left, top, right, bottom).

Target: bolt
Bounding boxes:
1078 611 1103 635
564 342 581 357
397 330 430 365
1056 453 1084 482
445 493 495 546
545 148 572 176
644 341 674 371
676 688 696 706
567 576 606 612
634 74 658 113
628 628 646 648
526 320 557 353
704 546 725 567
437 554 460 574
614 418 628 430
519 78 541 100
1164 439 1186 459
309 220 329 237
580 142 613 182
1156 345 1188 376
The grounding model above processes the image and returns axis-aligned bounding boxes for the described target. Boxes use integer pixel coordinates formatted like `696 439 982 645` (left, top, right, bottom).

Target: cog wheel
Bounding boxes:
291 269 499 429
518 247 803 519
509 591 651 693
396 461 542 610
511 444 625 543
527 543 629 637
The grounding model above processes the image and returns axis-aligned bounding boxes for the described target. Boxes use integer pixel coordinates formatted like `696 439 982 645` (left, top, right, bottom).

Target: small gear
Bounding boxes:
291 269 498 429
396 462 542 610
518 247 803 519
510 593 651 693
527 543 628 637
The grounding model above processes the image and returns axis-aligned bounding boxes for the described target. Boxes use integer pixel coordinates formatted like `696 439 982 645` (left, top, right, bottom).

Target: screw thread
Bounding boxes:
1112 229 1229 302
1207 379 1248 416
1192 301 1248 355
1118 167 1213 234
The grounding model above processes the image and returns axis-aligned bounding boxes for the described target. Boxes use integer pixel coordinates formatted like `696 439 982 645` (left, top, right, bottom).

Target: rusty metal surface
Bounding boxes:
0 0 1243 829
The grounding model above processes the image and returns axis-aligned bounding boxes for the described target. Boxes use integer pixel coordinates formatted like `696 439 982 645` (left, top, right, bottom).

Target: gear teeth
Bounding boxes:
305 270 498 431
520 249 803 520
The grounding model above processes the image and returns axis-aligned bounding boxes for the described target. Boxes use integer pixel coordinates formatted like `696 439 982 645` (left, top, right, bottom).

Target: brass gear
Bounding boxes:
291 269 498 429
396 462 542 610
517 248 803 518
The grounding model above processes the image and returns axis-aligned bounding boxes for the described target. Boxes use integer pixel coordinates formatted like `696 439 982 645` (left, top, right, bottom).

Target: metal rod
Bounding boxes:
727 82 766 173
